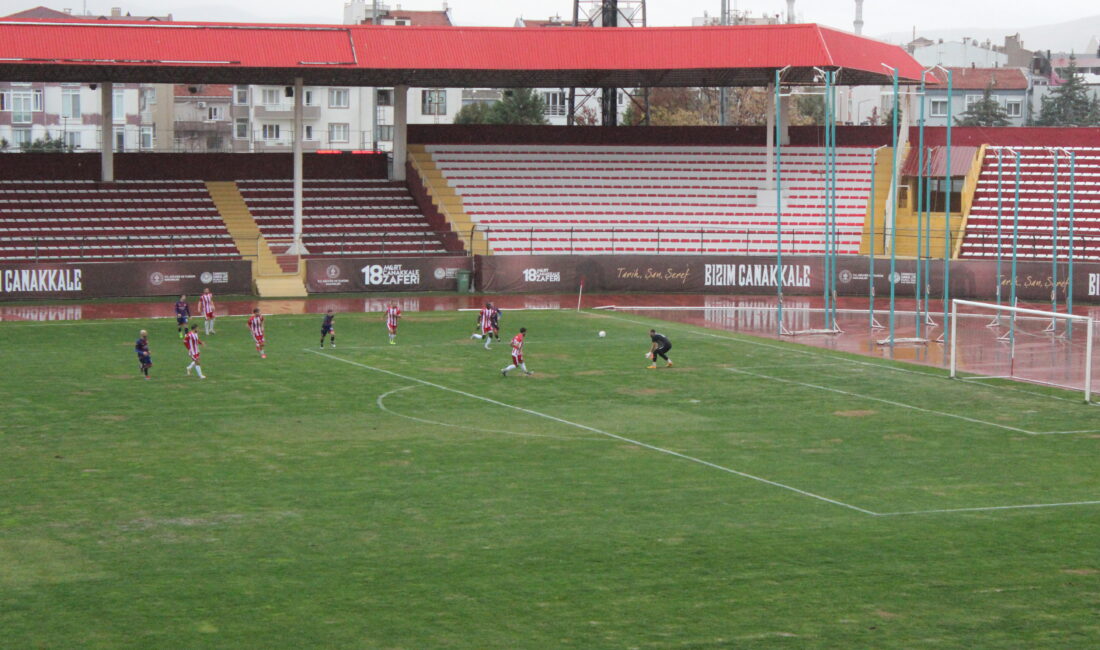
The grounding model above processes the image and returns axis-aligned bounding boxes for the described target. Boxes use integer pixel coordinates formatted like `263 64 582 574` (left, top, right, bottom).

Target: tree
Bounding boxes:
791 94 825 125
1036 54 1100 126
488 88 548 125
453 101 494 125
22 134 75 153
955 83 1010 127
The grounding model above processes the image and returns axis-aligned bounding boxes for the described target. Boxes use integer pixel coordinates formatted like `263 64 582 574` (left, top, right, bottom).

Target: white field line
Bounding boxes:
876 500 1100 517
725 367 1100 436
595 312 1096 406
308 348 877 516
376 385 607 441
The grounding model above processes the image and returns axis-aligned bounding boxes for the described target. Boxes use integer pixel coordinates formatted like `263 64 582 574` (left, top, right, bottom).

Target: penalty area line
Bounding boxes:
307 348 877 516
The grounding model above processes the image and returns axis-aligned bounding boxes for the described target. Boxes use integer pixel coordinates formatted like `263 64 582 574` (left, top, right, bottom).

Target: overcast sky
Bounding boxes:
1 0 1098 39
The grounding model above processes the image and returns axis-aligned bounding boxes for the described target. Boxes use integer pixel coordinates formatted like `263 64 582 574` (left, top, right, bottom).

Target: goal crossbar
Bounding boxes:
949 299 1094 402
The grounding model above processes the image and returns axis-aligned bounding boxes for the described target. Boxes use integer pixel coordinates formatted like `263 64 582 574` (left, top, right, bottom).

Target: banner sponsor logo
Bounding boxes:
361 263 421 286
2 268 82 293
615 266 692 284
522 268 561 283
703 263 810 288
1090 273 1100 297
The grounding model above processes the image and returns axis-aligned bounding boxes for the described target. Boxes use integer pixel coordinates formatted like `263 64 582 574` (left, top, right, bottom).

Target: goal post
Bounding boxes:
949 299 1094 402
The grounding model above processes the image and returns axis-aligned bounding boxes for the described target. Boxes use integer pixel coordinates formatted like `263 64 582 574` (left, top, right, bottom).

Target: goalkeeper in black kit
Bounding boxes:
647 329 673 369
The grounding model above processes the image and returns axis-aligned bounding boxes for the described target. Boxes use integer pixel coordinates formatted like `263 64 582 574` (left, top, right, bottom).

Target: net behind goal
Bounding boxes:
949 299 1095 402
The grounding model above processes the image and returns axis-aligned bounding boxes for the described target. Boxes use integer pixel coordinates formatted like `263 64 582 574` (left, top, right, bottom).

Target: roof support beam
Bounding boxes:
290 76 307 254
100 81 113 183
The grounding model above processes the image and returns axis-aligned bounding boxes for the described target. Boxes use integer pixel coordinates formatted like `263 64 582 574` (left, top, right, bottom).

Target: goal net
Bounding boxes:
949 299 1095 402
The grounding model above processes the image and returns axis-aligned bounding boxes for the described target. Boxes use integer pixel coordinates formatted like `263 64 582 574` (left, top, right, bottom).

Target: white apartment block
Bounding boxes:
0 82 170 152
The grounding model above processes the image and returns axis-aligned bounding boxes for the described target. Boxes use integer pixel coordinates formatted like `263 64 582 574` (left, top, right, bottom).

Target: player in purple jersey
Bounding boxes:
175 295 190 339
135 329 152 379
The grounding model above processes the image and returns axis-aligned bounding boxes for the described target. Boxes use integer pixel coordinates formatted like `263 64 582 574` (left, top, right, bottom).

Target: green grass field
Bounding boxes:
2 307 1099 648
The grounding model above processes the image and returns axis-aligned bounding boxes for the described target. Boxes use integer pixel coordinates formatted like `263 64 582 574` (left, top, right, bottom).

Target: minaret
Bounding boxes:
854 0 864 35
786 0 795 24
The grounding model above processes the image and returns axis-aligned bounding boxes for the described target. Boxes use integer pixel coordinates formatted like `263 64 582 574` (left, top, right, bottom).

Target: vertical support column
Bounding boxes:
291 76 306 254
779 92 791 146
100 81 114 183
392 85 409 182
765 83 775 189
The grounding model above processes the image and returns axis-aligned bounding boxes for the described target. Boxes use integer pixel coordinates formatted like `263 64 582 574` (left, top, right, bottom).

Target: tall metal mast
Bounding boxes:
569 1 648 126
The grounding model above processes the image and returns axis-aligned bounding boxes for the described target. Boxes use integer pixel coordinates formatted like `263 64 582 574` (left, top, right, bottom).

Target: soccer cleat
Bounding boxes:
646 364 657 369
501 369 508 377
331 343 336 348
186 367 192 375
666 361 674 367
389 339 396 345
524 371 533 376
320 344 324 348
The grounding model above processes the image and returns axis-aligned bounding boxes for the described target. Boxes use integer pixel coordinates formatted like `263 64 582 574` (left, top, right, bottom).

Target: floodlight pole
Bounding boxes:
995 148 1004 309
1050 148 1061 318
869 145 887 330
916 67 933 337
885 66 900 345
941 67 954 341
775 68 786 336
1068 150 1077 320
1008 147 1022 347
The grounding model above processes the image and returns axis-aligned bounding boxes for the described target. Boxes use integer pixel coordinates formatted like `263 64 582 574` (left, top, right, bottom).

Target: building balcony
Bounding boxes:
174 120 233 133
253 105 321 120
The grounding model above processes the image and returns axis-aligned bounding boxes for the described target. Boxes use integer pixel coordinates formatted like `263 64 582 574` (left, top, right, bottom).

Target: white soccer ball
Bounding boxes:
598 330 606 338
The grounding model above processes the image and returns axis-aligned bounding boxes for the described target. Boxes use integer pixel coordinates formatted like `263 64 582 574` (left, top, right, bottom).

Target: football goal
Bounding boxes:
949 299 1095 402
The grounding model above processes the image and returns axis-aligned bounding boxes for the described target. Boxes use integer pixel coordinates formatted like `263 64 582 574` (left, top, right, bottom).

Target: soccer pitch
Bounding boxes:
2 308 1099 648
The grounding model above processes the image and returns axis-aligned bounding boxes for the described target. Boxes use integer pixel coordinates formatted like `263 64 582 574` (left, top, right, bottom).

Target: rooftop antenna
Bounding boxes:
786 0 795 24
854 0 864 35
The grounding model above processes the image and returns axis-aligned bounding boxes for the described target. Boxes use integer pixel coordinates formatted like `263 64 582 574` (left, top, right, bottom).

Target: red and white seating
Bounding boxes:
424 144 877 255
235 179 448 257
0 180 240 262
960 147 1100 261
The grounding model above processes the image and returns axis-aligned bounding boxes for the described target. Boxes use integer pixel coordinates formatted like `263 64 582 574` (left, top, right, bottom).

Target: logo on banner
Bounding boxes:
200 272 213 284
2 268 83 293
703 263 811 288
149 272 164 286
361 263 421 286
838 269 853 284
522 268 561 283
326 265 341 279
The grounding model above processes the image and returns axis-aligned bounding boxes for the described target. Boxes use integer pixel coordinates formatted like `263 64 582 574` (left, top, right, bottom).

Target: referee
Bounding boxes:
647 329 673 369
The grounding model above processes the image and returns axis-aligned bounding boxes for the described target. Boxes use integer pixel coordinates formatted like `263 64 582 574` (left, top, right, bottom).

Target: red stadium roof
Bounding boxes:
0 19 928 87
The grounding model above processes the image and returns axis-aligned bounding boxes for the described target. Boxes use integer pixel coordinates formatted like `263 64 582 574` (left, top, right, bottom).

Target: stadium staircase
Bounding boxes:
408 145 488 254
958 146 1100 261
416 144 877 255
234 178 450 258
205 181 308 297
0 179 240 262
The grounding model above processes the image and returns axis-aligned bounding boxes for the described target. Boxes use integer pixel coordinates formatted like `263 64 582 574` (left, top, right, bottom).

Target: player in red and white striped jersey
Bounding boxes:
500 327 532 377
470 302 495 349
199 288 216 335
385 304 401 345
183 324 205 379
248 308 266 358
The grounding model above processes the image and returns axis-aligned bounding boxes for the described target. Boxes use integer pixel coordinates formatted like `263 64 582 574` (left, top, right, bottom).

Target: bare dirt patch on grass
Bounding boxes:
834 410 876 417
1062 568 1099 576
615 387 671 396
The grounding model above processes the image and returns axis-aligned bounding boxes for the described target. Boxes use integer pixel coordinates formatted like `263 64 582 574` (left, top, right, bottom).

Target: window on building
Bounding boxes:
61 88 81 119
303 125 314 140
140 87 156 111
262 124 281 140
303 89 316 106
964 94 982 111
617 91 625 106
1006 100 1023 117
930 99 949 117
421 89 446 115
11 91 36 124
542 91 565 117
65 131 81 149
13 128 32 148
234 118 249 139
234 86 250 105
261 88 280 105
376 88 393 106
113 89 125 122
329 88 350 108
207 105 225 121
140 126 154 150
328 123 350 143
377 125 393 142
114 128 125 152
